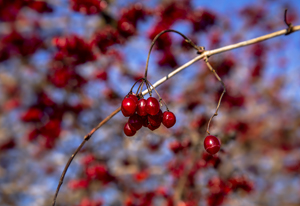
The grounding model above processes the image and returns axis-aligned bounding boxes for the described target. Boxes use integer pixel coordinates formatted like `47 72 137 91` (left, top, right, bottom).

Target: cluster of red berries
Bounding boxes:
204 135 221 155
121 94 176 136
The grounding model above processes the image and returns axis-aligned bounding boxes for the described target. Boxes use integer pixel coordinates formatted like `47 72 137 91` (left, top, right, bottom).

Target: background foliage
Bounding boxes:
0 0 300 205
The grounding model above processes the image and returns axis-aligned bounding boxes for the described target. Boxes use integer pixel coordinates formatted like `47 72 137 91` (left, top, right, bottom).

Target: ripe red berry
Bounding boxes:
204 135 221 155
146 97 160 116
162 111 176 128
128 94 138 104
124 123 136 136
121 98 137 117
147 122 160 131
137 99 147 116
128 114 142 131
148 109 163 127
141 116 148 127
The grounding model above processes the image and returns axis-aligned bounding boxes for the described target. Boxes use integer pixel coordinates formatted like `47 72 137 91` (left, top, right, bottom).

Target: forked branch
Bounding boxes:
204 56 226 136
52 25 300 206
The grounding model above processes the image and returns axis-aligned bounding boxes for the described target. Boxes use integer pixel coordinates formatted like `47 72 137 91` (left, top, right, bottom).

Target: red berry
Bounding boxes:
128 94 138 104
162 111 176 128
169 141 183 154
204 135 221 155
124 123 136 136
141 116 148 127
147 122 160 131
137 99 147 116
146 97 160 115
121 98 137 117
128 114 142 131
148 109 163 127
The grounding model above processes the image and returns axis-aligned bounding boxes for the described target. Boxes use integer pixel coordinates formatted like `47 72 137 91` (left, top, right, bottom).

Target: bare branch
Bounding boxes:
52 25 300 206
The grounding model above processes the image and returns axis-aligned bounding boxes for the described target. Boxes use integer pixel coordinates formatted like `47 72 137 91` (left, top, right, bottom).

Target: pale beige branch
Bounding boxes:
143 25 300 95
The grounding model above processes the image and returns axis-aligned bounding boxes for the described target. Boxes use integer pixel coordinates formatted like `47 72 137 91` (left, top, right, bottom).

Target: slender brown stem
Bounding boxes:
129 78 144 94
144 78 152 96
144 29 202 80
146 79 169 111
204 56 226 136
135 80 144 97
284 9 294 35
51 139 87 206
51 106 121 206
137 80 145 97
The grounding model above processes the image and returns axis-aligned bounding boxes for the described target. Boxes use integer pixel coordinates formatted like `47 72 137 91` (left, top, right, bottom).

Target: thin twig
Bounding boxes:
284 9 294 35
51 140 87 206
146 79 169 111
52 25 300 206
51 107 121 206
144 29 202 80
204 56 226 135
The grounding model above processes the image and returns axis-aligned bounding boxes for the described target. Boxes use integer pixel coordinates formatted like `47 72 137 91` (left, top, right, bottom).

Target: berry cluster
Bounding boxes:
121 93 176 136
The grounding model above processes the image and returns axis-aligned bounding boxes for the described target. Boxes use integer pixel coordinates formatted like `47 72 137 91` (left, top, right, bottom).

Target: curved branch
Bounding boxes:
144 29 201 80
52 25 300 206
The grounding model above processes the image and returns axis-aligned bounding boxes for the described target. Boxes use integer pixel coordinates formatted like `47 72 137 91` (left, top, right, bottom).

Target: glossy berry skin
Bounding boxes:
204 135 221 155
128 114 142 131
137 99 147 116
162 111 176 128
128 94 138 104
146 97 160 116
121 98 137 117
148 109 163 127
124 123 136 136
148 122 160 131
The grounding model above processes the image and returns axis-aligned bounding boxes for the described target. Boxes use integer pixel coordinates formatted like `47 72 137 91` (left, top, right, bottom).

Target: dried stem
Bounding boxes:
51 107 121 206
284 9 293 35
136 80 145 97
52 25 300 206
144 29 202 80
146 79 169 111
51 139 87 206
129 78 144 94
204 56 226 135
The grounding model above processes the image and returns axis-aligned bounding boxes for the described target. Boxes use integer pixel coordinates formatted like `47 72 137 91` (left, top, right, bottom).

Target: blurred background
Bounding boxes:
0 0 300 205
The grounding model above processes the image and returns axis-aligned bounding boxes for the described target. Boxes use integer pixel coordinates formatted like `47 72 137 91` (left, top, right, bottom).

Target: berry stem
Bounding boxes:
135 79 145 98
144 29 203 80
129 77 145 94
204 56 226 136
146 79 169 111
144 78 152 96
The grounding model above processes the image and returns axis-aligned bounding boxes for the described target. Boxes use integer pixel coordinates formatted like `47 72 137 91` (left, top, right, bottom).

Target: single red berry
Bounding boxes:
148 109 162 127
137 98 147 116
121 98 137 117
141 116 148 127
147 122 160 131
204 135 221 155
162 111 176 128
124 123 136 136
146 97 160 116
128 114 142 131
128 94 138 104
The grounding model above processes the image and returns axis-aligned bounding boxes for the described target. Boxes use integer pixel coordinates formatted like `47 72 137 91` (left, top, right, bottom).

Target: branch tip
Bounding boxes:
284 9 294 35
